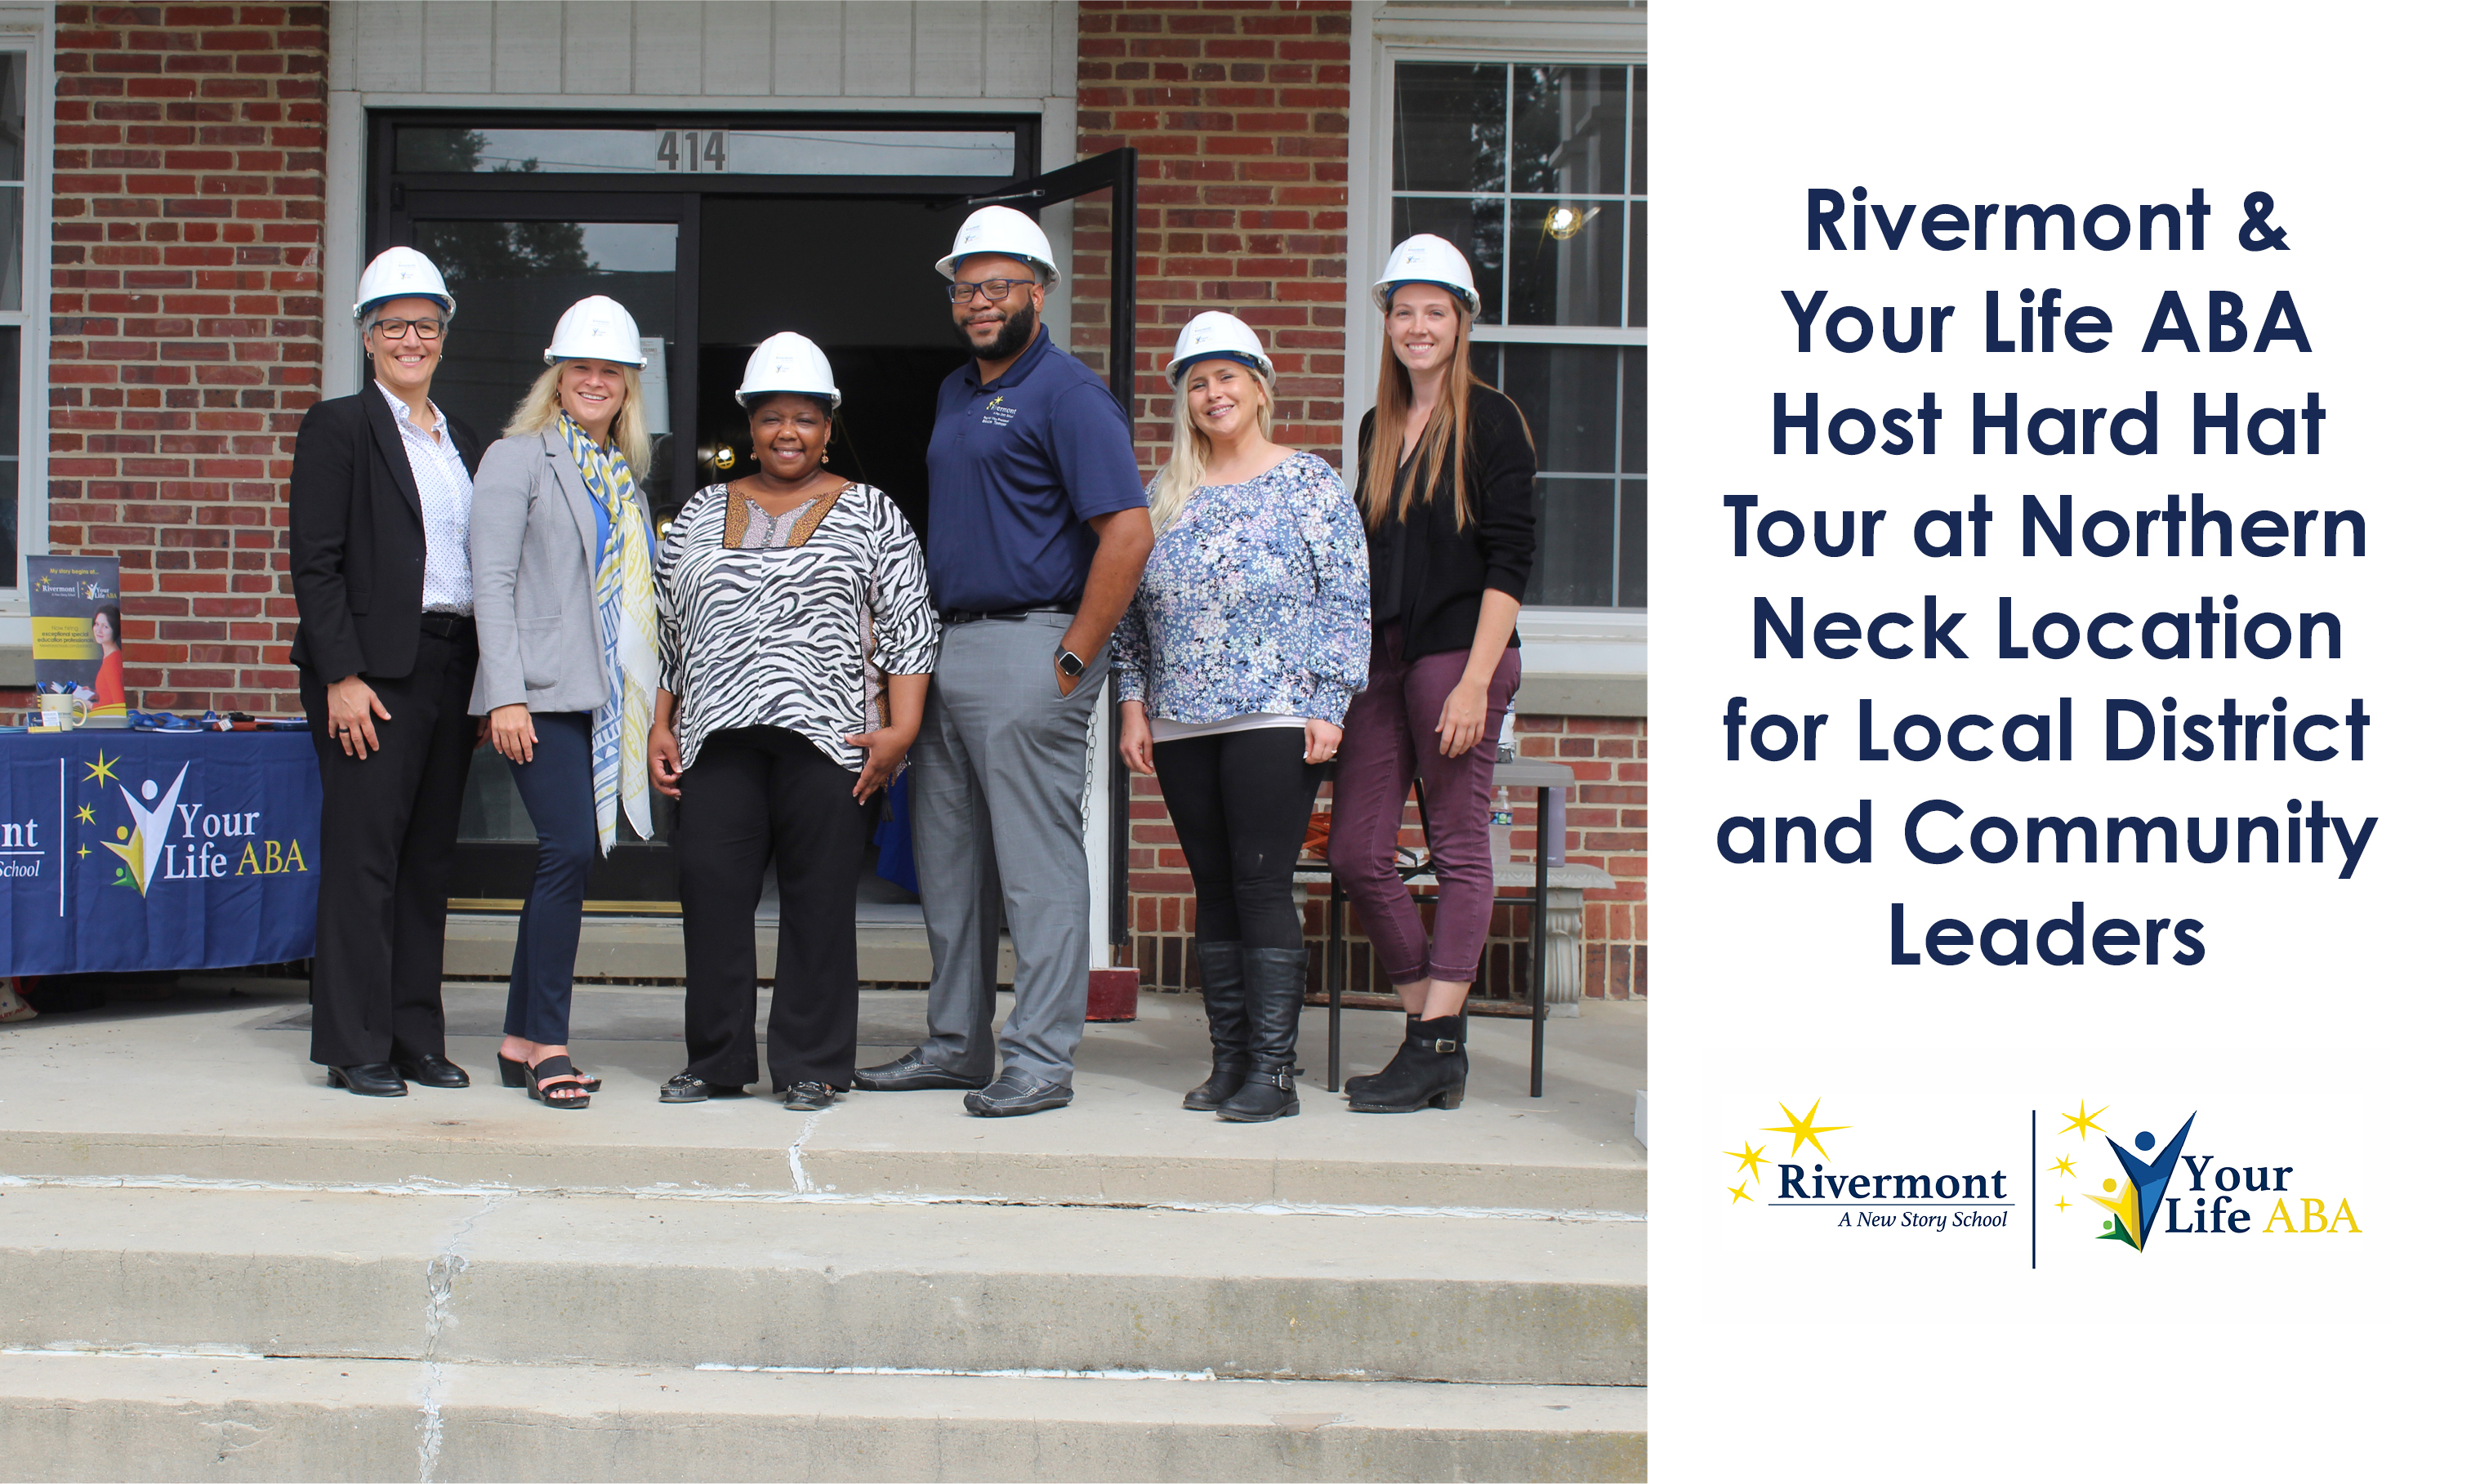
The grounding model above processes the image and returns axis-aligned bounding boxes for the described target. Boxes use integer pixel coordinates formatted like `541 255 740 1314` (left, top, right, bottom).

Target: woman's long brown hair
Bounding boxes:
1361 294 1484 532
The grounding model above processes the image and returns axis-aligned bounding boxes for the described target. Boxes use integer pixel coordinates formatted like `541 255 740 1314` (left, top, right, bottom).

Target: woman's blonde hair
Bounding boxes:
506 360 653 478
1146 360 1277 533
1359 291 1499 533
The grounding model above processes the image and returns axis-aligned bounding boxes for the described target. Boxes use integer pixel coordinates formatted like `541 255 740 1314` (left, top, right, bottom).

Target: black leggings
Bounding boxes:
1152 727 1326 950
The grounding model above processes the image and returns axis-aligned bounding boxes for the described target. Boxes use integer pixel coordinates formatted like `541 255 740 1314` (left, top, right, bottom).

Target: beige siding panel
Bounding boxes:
983 0 1053 100
842 2 915 98
491 1 563 92
631 1 707 96
353 1 428 92
698 2 774 96
770 0 845 96
912 2 985 97
419 1 496 93
560 2 636 94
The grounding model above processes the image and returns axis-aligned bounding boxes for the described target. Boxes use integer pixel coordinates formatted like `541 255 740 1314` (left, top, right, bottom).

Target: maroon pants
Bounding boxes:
1329 623 1520 985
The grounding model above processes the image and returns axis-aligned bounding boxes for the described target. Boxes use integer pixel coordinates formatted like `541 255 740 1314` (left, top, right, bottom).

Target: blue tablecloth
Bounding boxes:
1 730 321 977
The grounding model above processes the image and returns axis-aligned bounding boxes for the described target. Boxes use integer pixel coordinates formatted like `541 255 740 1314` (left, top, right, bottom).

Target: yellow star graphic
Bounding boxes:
83 750 119 786
74 803 96 824
1729 1182 1752 1204
2054 1196 2072 1213
76 844 90 859
1761 1099 1849 1161
2056 1100 2107 1141
2048 1155 2077 1179
1724 1141 1770 1184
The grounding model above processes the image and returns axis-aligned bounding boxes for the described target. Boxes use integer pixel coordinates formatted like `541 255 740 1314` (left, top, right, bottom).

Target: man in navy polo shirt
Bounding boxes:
854 206 1153 1116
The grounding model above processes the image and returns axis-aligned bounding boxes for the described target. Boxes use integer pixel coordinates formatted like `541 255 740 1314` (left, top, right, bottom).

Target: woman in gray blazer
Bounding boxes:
466 296 663 1110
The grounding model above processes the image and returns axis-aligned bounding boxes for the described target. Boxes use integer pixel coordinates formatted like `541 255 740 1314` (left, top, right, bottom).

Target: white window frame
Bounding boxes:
1348 4 1645 704
0 7 51 630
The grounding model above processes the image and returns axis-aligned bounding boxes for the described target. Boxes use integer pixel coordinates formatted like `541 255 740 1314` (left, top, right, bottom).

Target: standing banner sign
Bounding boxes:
25 555 127 719
0 732 321 976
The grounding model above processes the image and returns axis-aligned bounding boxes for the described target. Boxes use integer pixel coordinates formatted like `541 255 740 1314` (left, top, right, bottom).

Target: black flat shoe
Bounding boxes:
783 1081 838 1112
660 1072 750 1103
390 1054 470 1089
962 1069 1074 1117
500 1054 600 1093
328 1063 408 1097
852 1050 990 1093
524 1054 591 1110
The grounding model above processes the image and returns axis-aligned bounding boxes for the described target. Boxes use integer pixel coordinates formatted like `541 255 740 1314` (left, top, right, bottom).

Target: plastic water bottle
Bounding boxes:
1489 785 1515 870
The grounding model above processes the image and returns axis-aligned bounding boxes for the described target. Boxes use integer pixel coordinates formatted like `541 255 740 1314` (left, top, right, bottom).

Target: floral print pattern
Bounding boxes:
1112 452 1371 726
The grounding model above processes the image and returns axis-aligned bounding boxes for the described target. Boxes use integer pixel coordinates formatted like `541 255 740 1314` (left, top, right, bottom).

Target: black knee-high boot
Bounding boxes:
1183 940 1250 1111
1217 946 1307 1122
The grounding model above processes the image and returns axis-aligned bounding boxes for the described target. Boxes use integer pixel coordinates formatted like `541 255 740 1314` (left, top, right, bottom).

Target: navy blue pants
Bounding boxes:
503 711 598 1045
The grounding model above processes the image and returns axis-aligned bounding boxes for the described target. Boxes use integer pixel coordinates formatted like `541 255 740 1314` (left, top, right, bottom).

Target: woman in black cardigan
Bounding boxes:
1327 234 1537 1114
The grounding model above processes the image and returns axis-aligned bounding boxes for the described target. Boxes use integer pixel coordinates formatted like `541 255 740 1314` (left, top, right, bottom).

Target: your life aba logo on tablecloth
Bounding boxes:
2045 1102 2364 1252
79 748 306 896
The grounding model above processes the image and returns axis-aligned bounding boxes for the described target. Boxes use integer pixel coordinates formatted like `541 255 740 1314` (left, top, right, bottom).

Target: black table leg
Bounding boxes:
1531 785 1549 1099
1326 880 1345 1091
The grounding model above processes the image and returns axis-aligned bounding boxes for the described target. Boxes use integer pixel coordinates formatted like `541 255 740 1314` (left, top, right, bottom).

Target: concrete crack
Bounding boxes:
416 1193 505 1484
787 1110 827 1194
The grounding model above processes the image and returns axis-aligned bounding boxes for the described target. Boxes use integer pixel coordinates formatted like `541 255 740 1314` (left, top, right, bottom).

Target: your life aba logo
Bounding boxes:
2046 1102 2363 1251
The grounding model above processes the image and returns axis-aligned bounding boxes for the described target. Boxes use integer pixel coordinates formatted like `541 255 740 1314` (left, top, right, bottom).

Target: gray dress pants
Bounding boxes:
911 611 1110 1084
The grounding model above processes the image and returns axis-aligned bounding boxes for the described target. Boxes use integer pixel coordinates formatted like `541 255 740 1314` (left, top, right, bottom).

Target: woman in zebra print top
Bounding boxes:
648 335 941 1112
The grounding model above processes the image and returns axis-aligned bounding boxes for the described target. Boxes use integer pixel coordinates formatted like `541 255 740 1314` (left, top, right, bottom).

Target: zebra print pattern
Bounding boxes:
657 481 942 774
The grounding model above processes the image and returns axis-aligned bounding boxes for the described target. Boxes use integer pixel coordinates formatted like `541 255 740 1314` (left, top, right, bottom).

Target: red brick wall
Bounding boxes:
44 3 328 715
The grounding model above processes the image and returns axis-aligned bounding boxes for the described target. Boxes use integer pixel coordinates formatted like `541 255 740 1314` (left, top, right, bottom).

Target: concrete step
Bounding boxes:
0 1352 1644 1482
0 989 1647 1214
0 1187 1642 1388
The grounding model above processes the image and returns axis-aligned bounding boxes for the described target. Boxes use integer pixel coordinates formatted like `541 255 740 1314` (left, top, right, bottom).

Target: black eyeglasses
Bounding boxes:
369 318 445 341
947 277 1035 305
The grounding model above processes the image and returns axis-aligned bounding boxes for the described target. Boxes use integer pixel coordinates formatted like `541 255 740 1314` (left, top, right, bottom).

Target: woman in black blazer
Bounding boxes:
288 246 488 1098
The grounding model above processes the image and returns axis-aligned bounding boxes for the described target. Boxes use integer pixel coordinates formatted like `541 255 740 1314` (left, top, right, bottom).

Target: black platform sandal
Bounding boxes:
524 1054 592 1110
501 1053 600 1093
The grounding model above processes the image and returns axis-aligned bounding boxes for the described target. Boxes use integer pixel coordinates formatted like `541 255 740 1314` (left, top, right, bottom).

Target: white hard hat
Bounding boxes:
355 246 456 319
734 332 840 408
1372 234 1482 316
936 205 1059 284
543 296 647 367
1166 311 1273 387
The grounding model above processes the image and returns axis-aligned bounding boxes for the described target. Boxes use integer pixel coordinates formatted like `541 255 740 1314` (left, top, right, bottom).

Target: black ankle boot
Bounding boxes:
1344 1008 1417 1097
1183 940 1251 1111
1347 1013 1468 1113
1217 946 1308 1122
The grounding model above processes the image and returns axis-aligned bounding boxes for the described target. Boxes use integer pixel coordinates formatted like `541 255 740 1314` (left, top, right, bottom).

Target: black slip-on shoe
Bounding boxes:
328 1063 408 1097
660 1072 751 1103
852 1050 990 1093
783 1081 839 1112
961 1069 1073 1117
390 1054 470 1089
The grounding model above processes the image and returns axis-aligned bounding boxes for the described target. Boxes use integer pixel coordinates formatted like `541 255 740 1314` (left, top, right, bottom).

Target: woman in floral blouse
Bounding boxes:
1113 311 1370 1123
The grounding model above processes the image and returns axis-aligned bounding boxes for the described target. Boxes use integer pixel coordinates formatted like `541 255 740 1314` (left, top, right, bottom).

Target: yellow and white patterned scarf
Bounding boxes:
560 412 658 853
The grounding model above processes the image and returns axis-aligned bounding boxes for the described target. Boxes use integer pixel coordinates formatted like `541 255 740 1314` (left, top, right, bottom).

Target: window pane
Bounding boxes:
1628 66 1644 195
1617 480 1643 608
0 326 16 583
1393 64 1506 194
1508 199 1623 327
0 52 23 180
396 126 1015 177
0 185 19 311
1512 65 1628 198
1626 202 1644 329
1620 346 1644 472
1392 198 1504 325
1498 344 1621 473
1532 478 1617 607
